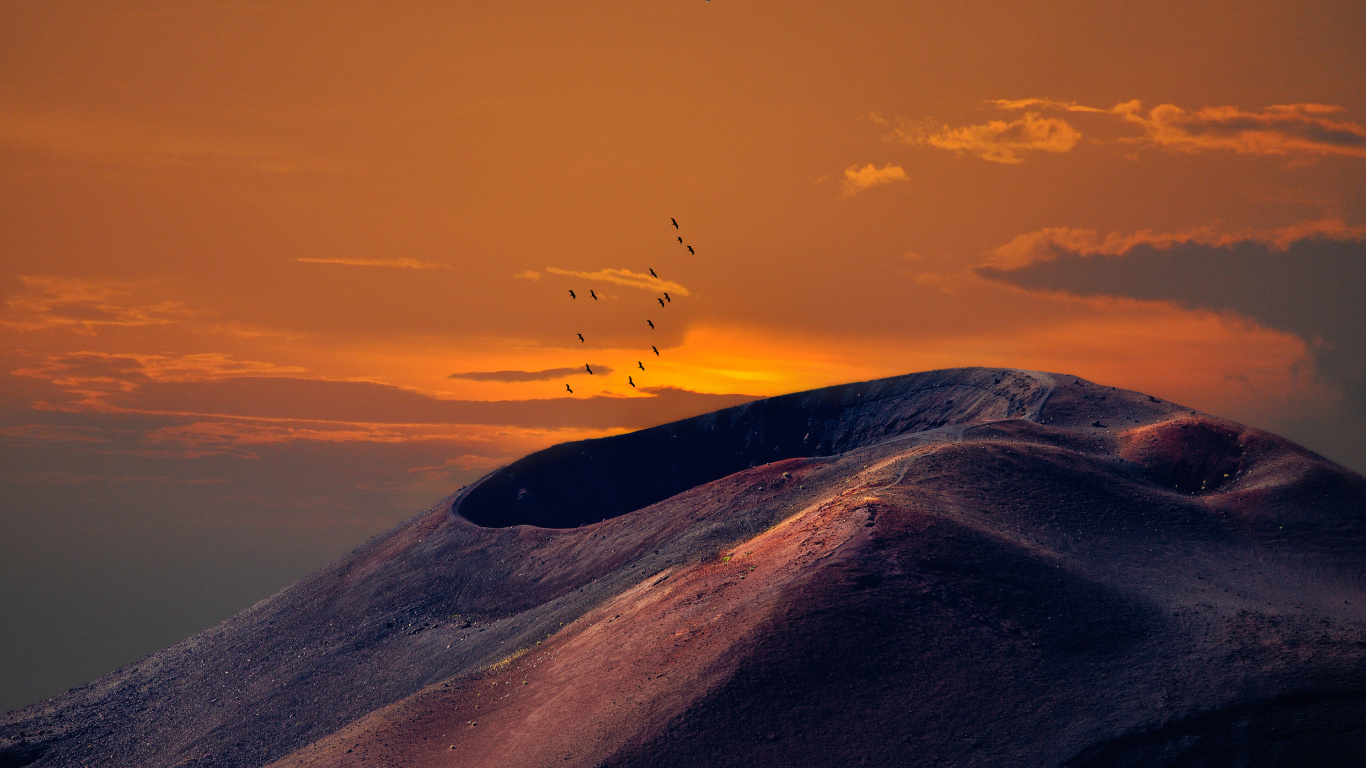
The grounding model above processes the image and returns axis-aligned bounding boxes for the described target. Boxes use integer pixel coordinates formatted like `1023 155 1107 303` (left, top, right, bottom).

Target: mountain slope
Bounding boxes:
4 368 1364 767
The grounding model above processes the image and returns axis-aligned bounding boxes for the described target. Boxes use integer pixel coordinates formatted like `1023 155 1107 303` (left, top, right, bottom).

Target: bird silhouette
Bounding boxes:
647 319 655 329
628 376 635 387
671 218 678 229
590 290 598 300
586 364 593 375
657 297 665 307
569 289 576 299
637 361 645 370
663 292 671 302
649 268 658 278
687 245 694 255
566 384 573 393
652 345 659 356
677 236 683 244
577 333 584 342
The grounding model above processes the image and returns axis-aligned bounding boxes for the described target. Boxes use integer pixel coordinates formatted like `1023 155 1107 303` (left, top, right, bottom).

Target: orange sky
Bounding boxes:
2 0 1365 710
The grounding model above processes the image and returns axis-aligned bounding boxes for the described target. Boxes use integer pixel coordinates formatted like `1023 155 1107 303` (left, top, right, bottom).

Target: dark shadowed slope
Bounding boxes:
3 368 1365 768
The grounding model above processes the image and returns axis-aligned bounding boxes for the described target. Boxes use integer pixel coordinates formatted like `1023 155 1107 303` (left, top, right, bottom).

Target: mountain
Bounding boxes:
3 368 1365 767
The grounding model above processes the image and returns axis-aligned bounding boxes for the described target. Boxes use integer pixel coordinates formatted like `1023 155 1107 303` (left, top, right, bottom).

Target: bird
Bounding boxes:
590 290 598 300
586 364 593 374
577 333 584 342
677 236 683 244
566 384 573 393
663 292 671 302
569 289 576 299
687 245 694 255
657 297 665 307
637 361 645 370
628 376 635 387
649 268 658 278
647 319 654 329
671 218 678 229
651 345 659 356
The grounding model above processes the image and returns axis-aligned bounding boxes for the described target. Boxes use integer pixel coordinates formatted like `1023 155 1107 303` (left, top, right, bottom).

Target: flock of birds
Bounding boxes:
563 217 690 395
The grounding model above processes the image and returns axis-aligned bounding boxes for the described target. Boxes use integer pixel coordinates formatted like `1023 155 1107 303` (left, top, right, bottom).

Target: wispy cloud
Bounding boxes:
1113 101 1366 158
2 276 193 334
449 366 613 382
895 112 1081 164
545 267 690 297
897 99 1366 163
985 219 1366 269
294 257 452 270
12 351 308 410
840 163 908 195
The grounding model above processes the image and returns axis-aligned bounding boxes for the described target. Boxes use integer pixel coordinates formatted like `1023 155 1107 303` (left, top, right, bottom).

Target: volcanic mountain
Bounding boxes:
3 368 1365 767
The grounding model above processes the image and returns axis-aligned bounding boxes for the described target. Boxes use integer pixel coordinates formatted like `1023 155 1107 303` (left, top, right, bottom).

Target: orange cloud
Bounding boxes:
2 276 194 334
986 219 1366 269
545 267 691 297
294 257 452 269
840 163 908 195
1114 101 1366 158
897 112 1080 164
12 351 308 410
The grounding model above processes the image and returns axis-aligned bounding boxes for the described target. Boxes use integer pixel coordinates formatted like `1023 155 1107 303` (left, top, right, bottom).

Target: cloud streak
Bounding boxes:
2 276 194 334
545 267 690 297
841 163 908 195
449 366 613 382
294 257 452 269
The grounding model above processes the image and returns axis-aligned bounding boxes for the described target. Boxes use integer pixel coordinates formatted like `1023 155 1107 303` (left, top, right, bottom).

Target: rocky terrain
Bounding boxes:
3 368 1364 767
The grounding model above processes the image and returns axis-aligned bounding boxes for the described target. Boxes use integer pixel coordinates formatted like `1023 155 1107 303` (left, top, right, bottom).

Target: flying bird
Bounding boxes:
590 290 598 300
577 333 584 342
687 245 694 255
657 297 665 307
663 292 671 302
586 364 593 375
638 361 645 370
566 384 573 393
671 218 678 229
628 376 635 388
677 236 683 244
652 345 659 356
569 289 576 299
649 268 658 278
647 319 654 329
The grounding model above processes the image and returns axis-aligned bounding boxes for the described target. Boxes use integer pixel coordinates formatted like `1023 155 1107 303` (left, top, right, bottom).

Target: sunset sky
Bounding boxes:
3 0 1364 711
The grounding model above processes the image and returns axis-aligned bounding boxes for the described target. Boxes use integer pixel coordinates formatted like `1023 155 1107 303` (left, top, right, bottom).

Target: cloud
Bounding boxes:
293 257 452 269
11 351 308 410
896 112 1081 164
1112 101 1366 158
989 98 1111 114
977 223 1366 467
512 270 541 280
545 267 691 297
449 366 613 382
899 99 1366 162
2 276 194 334
840 163 908 195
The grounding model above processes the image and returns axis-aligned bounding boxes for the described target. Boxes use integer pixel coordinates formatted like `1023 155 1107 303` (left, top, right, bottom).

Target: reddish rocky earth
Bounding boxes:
3 368 1364 767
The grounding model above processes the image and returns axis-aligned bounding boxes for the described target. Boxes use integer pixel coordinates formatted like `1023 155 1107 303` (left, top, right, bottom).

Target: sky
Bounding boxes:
2 0 1364 713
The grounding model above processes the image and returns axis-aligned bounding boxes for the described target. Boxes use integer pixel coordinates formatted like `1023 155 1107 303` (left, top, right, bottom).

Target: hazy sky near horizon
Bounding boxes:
3 0 1365 712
